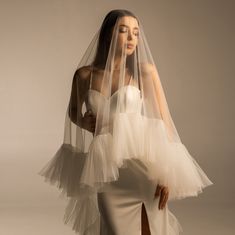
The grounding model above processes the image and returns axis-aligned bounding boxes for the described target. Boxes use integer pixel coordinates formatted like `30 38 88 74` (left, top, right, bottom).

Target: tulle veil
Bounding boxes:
39 9 213 234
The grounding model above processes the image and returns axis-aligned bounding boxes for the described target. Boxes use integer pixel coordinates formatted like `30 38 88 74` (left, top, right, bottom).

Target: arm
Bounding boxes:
68 67 96 133
68 67 89 127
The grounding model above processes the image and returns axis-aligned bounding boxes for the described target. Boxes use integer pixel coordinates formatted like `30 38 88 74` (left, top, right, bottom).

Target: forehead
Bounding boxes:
117 16 139 28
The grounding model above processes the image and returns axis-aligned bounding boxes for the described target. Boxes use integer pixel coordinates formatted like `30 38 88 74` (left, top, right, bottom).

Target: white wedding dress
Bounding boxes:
86 84 183 235
40 73 212 235
39 11 214 233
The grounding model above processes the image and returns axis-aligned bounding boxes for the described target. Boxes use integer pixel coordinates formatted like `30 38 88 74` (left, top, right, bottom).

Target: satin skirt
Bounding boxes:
97 159 183 235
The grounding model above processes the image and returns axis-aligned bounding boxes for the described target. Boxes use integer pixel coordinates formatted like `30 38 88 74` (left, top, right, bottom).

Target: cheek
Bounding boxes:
118 34 127 45
134 37 138 45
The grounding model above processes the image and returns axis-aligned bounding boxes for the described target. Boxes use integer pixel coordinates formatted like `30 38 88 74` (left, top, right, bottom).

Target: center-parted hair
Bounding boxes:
92 9 139 72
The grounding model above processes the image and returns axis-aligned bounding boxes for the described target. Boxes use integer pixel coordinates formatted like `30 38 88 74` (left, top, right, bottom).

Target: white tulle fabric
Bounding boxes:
39 13 213 235
82 85 212 200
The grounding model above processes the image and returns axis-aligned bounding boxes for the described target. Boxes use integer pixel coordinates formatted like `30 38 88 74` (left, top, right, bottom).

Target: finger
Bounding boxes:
159 193 167 210
158 195 163 210
155 189 159 197
154 184 162 197
159 187 168 209
158 189 165 210
156 186 164 200
155 185 160 195
160 190 169 209
160 193 167 209
84 111 91 116
84 110 94 117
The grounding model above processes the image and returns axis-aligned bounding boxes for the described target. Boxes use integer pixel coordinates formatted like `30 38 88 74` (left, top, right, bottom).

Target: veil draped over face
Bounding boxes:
39 13 212 234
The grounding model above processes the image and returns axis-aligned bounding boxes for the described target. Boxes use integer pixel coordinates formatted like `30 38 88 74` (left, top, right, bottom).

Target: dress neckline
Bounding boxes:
88 85 140 101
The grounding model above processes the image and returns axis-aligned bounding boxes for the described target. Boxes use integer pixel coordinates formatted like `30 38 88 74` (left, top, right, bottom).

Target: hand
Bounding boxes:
154 184 169 210
82 109 96 133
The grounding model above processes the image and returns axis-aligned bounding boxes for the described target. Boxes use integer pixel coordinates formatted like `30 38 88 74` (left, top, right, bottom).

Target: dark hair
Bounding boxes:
92 9 139 74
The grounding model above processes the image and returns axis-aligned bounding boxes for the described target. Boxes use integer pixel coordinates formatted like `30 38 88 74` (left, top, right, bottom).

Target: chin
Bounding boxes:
126 49 135 56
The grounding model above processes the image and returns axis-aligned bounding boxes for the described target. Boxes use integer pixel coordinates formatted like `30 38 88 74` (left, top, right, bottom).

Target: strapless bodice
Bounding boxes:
87 85 143 116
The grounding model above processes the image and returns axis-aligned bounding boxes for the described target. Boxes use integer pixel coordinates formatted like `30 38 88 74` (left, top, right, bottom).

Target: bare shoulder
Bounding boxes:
140 63 155 74
74 65 92 82
139 63 157 82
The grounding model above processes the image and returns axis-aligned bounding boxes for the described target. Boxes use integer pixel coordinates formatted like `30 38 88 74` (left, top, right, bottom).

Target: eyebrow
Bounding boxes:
119 24 139 30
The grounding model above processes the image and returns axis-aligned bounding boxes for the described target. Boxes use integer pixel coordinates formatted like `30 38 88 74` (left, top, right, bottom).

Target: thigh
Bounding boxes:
97 160 157 235
97 188 142 235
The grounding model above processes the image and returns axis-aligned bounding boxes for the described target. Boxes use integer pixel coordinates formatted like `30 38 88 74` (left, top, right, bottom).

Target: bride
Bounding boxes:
39 9 213 235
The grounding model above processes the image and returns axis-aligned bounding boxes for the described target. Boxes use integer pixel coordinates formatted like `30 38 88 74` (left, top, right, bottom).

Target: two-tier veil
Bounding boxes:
39 10 213 234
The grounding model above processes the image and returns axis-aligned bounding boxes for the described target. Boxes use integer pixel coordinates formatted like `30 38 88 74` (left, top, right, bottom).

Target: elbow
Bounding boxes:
68 107 83 128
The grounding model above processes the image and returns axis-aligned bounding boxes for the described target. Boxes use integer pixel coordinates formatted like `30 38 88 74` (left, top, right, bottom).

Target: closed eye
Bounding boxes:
119 26 128 33
119 25 139 36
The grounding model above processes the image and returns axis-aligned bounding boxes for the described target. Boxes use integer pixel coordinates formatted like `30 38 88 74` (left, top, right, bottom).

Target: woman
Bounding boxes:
39 9 213 235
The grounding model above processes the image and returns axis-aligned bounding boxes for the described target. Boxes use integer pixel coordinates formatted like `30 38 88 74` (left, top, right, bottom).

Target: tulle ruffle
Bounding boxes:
38 144 90 197
79 113 213 200
63 195 100 235
39 113 212 234
39 113 213 199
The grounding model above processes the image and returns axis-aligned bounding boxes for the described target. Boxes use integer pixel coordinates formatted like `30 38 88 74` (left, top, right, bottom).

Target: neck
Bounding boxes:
113 56 121 70
113 54 128 70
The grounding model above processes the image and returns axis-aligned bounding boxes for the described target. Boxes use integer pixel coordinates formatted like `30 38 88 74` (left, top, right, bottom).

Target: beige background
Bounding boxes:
0 0 234 234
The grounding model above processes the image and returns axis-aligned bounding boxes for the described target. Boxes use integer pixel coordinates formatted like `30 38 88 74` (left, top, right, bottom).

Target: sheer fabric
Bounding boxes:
39 12 213 234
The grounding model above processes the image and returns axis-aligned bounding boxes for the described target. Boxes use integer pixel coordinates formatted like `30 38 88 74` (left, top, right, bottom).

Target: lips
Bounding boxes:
126 43 134 49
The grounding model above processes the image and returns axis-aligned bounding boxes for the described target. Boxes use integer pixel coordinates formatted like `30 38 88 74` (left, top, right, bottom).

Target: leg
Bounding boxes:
141 203 151 235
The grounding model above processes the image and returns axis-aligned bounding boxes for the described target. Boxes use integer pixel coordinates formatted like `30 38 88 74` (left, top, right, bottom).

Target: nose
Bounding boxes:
127 30 133 40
